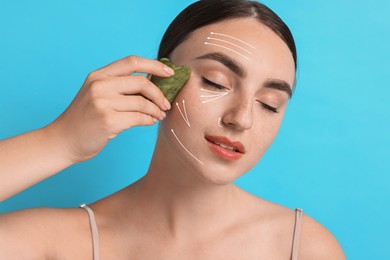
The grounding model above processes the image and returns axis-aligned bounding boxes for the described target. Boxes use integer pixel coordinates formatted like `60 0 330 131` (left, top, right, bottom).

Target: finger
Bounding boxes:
101 76 171 111
96 55 174 78
114 112 159 131
111 96 166 120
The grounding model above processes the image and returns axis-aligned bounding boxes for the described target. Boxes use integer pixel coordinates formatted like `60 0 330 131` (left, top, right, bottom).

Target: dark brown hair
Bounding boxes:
158 0 297 70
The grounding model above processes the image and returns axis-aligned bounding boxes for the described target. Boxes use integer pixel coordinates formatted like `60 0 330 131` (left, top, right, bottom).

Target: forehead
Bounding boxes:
170 18 296 86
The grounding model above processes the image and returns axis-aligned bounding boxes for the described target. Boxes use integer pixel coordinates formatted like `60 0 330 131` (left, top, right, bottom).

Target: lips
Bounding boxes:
205 135 245 161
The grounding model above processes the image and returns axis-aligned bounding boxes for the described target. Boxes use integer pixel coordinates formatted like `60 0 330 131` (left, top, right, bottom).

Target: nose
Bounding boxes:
221 97 253 131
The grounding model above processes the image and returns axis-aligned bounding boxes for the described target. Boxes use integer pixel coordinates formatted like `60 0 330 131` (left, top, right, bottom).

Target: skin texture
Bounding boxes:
158 19 295 185
0 18 346 259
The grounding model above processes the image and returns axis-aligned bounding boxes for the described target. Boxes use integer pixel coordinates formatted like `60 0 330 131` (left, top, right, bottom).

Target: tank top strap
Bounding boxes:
291 208 303 260
80 204 100 260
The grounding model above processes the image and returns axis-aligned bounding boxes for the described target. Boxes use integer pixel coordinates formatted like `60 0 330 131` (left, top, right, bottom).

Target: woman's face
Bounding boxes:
159 18 295 185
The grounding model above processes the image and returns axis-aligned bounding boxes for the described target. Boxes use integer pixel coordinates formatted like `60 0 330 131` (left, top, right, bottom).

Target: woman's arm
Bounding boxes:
0 126 75 202
300 214 346 260
0 207 92 259
0 56 173 202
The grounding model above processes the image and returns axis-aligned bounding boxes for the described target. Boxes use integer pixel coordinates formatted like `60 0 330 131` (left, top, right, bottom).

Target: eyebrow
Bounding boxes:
195 52 246 78
194 52 293 98
264 80 293 98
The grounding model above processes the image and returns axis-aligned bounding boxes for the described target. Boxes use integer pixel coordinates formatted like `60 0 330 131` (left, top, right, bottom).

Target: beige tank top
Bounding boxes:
80 204 303 260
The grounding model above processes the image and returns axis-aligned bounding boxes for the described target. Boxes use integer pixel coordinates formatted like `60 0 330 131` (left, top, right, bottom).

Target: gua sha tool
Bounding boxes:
151 58 191 103
151 59 201 165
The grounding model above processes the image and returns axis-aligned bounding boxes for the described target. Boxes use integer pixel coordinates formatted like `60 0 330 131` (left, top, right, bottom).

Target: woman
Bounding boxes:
0 1 345 259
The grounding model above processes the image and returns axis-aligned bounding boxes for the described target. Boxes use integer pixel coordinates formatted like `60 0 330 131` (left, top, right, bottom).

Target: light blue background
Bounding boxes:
0 1 389 259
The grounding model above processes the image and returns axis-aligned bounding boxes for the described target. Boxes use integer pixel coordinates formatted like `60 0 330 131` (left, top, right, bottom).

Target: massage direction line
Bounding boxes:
201 94 227 98
201 92 229 103
218 117 223 128
207 37 252 54
204 42 249 60
183 100 189 127
200 88 228 94
171 129 204 165
210 32 256 49
176 100 191 127
200 88 229 103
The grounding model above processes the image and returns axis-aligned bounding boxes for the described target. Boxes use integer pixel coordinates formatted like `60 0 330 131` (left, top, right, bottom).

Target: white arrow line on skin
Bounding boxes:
201 92 229 103
201 94 227 98
171 129 204 165
176 100 191 127
205 42 249 60
210 32 256 49
207 37 252 54
218 117 223 128
200 88 228 94
182 100 190 127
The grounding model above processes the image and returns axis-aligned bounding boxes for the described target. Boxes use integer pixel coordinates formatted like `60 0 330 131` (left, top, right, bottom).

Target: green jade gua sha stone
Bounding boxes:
151 58 191 103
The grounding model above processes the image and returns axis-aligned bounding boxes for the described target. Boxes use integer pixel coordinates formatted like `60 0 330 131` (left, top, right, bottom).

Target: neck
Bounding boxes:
130 134 242 240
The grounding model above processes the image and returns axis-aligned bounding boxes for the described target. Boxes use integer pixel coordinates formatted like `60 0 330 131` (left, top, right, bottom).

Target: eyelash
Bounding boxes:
259 102 278 114
202 76 278 113
202 77 226 90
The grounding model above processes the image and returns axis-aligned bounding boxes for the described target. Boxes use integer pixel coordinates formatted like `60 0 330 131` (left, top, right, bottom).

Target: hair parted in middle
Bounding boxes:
158 0 297 71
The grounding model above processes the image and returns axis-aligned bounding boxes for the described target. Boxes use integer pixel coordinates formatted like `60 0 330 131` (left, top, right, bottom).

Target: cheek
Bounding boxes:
251 116 283 158
171 69 231 119
162 81 206 130
247 108 285 152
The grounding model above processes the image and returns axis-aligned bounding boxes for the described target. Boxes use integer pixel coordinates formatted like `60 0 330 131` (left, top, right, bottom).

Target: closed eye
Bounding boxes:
202 77 226 90
259 102 278 113
202 76 278 113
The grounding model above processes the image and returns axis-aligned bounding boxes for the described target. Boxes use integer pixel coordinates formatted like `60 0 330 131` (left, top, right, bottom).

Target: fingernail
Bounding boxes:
164 66 174 76
164 99 171 110
161 111 166 119
152 117 158 123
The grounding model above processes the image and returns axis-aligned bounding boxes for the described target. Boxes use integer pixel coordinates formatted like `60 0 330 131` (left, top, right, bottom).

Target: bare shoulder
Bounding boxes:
0 206 92 259
239 190 345 259
298 213 346 260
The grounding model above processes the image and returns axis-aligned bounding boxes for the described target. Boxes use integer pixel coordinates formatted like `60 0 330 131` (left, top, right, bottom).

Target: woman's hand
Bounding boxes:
0 56 174 201
49 55 174 163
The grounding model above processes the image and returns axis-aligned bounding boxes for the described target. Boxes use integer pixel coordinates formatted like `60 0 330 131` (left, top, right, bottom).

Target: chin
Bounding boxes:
194 167 245 186
198 175 235 186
